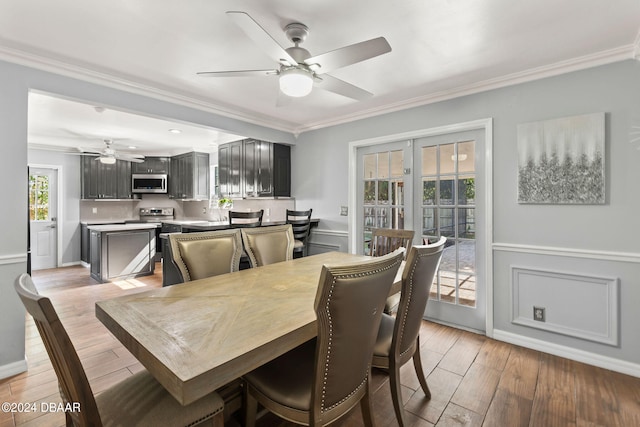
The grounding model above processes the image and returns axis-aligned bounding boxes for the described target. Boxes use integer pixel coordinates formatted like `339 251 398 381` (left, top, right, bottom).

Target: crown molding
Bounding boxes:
0 45 298 135
293 44 637 134
1 42 635 137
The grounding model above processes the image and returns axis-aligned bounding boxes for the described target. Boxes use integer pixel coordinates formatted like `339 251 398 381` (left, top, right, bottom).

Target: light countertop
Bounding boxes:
86 223 159 232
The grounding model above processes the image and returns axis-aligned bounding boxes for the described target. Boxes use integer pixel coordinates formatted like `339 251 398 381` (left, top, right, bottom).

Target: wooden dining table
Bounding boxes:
95 251 404 406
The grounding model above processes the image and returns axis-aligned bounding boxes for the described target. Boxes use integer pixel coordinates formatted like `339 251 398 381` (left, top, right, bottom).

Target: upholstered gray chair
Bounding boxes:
240 224 295 267
14 273 224 427
243 249 405 427
286 209 313 257
169 229 243 282
368 227 416 313
372 237 446 427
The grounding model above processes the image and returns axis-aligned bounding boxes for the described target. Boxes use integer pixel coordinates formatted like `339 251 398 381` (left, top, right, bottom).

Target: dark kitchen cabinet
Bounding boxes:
81 223 89 263
81 157 132 199
218 140 243 198
169 151 210 199
132 156 170 174
218 139 290 198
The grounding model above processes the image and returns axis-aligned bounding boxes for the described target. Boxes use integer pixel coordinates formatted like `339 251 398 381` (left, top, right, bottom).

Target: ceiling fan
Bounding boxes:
77 139 145 164
197 11 392 101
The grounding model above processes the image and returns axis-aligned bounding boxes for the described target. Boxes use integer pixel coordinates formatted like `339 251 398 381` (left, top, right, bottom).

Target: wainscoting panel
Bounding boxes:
308 229 349 255
511 266 619 345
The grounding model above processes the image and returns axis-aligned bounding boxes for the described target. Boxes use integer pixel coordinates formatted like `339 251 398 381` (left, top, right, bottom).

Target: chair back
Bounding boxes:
369 228 415 257
169 229 243 282
240 224 295 267
14 273 103 426
286 209 313 241
393 237 446 358
311 249 404 423
228 210 264 228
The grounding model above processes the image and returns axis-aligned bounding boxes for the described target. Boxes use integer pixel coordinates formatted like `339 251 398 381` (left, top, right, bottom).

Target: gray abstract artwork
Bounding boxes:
517 113 605 204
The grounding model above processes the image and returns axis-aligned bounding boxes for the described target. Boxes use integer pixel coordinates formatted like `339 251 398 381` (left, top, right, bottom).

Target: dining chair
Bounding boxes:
372 237 446 427
14 273 224 427
243 249 405 427
286 208 313 257
228 209 264 228
169 229 243 282
368 227 416 313
240 224 295 267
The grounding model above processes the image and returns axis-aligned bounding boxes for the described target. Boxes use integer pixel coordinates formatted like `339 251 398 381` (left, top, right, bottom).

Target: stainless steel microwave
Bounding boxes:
132 174 167 193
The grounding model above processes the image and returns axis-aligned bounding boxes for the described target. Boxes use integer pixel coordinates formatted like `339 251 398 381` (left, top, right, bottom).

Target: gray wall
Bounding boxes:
293 60 640 373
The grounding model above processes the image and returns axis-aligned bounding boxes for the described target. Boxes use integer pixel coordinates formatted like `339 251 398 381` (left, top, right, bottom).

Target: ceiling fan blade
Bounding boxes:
77 147 102 155
304 37 391 75
315 74 374 101
197 69 277 77
226 11 297 66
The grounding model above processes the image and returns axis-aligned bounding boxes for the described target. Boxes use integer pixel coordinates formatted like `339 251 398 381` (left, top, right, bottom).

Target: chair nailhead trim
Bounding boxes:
320 258 401 413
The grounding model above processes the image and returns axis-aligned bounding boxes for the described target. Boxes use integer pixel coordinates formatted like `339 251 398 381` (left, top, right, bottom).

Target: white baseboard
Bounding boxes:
0 359 27 380
493 329 640 378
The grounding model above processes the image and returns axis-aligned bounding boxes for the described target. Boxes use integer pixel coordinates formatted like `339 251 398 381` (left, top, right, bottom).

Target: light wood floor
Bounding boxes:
1 263 639 427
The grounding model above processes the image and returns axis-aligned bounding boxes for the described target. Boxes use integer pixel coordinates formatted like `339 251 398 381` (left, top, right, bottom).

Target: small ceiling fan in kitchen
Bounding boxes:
197 11 392 101
77 139 145 164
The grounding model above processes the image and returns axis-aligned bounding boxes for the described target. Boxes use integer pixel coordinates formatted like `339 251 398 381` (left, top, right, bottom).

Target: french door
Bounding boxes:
355 129 487 333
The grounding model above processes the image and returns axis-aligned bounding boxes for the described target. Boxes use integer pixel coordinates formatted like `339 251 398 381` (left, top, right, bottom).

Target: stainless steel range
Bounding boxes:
126 208 175 261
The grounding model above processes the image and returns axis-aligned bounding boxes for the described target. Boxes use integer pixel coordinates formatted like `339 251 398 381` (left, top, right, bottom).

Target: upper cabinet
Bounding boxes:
169 151 210 200
81 157 132 199
218 139 290 198
132 156 170 174
218 140 243 198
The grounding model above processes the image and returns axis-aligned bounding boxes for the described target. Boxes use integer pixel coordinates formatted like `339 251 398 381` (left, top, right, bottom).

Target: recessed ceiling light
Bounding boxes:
168 128 182 134
128 146 137 150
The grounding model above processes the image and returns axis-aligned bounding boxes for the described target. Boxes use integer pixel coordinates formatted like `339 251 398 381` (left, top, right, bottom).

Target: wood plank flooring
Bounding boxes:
1 263 639 427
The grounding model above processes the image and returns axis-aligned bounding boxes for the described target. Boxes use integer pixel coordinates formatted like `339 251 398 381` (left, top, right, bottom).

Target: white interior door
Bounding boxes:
29 167 58 270
413 129 486 332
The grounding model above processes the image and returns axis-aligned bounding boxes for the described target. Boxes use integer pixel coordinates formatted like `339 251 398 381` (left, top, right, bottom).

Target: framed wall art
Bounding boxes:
517 112 605 204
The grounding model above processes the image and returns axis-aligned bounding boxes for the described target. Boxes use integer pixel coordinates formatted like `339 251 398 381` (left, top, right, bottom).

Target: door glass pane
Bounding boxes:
364 181 376 204
423 179 436 205
391 180 404 205
440 178 455 205
422 207 436 236
364 154 376 179
422 146 437 175
439 208 455 237
376 207 389 228
391 207 405 229
458 239 476 307
390 150 404 177
458 175 475 205
378 181 389 204
440 143 456 174
378 152 389 179
29 174 50 221
438 242 457 303
458 140 475 174
459 208 475 239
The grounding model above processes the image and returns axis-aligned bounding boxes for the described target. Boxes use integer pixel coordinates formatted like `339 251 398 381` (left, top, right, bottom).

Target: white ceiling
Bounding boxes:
1 0 639 154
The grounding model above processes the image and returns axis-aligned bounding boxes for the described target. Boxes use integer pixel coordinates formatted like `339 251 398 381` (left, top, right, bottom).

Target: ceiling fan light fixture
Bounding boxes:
279 68 313 97
99 156 117 165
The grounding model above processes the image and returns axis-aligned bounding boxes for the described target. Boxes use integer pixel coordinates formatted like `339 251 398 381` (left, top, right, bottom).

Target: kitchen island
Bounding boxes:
87 223 158 283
